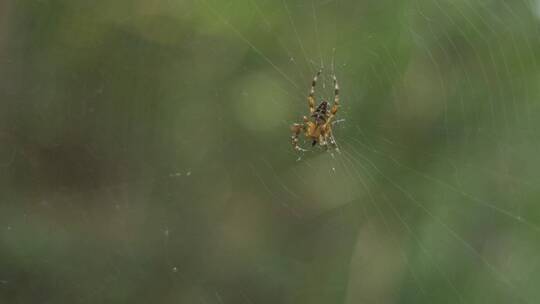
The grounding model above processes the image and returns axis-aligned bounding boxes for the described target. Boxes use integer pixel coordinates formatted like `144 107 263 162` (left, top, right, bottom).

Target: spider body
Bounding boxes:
291 70 340 151
312 101 329 125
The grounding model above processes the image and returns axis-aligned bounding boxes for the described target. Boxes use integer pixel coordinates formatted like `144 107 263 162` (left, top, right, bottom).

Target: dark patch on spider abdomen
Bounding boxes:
312 101 329 124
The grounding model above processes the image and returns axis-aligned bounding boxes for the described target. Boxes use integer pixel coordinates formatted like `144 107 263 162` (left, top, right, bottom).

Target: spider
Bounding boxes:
291 70 340 152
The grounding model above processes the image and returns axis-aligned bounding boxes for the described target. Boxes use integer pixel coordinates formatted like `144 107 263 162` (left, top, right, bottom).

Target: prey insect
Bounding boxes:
291 70 340 152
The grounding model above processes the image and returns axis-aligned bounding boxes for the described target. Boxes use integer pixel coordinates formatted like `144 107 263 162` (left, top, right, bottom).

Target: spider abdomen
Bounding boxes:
312 101 329 124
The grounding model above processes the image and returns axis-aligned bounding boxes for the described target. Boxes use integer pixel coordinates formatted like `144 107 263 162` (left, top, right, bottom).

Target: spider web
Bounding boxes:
1 0 540 303
195 0 540 303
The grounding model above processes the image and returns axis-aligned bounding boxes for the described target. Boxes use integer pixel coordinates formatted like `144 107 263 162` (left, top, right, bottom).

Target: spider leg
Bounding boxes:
331 118 346 125
291 123 307 152
319 134 327 148
308 70 322 114
324 74 340 127
329 132 340 152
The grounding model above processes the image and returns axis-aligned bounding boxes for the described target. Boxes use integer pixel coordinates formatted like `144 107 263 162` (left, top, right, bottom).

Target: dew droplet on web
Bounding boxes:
186 171 192 177
172 267 178 273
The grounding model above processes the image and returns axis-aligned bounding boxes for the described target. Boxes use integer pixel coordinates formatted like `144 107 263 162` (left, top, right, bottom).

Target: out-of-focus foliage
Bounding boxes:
1 0 540 303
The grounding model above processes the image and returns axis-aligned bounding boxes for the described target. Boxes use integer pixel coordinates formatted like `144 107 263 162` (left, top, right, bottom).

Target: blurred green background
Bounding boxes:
1 0 540 303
